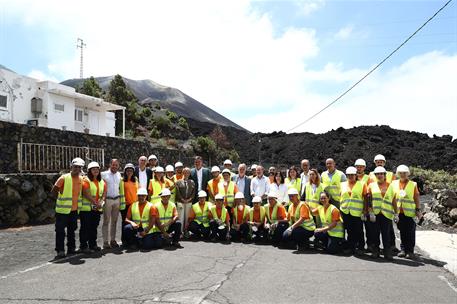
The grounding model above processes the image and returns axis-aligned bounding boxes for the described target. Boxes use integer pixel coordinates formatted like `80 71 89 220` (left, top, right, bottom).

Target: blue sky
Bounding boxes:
1 0 456 136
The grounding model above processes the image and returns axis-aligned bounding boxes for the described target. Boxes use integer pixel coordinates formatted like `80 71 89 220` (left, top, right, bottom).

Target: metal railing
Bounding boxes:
17 139 104 172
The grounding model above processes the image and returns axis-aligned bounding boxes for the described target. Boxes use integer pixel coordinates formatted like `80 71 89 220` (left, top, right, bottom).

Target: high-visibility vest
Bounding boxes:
81 178 104 212
192 202 210 227
289 202 316 231
265 203 281 223
340 181 364 217
152 201 176 232
149 179 170 204
285 178 301 193
56 174 82 214
369 182 395 220
305 183 324 209
318 204 344 238
120 178 138 211
321 170 343 202
210 205 228 223
358 174 370 185
369 171 394 184
392 180 417 218
131 201 154 233
249 207 265 223
165 177 176 204
218 181 235 207
207 178 221 198
233 205 250 224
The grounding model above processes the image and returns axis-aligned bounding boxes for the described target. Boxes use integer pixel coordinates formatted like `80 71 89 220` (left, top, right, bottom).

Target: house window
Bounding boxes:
54 103 65 112
0 95 7 108
74 108 83 122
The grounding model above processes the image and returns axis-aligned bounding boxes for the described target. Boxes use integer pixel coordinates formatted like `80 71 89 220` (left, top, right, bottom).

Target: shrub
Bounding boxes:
178 117 189 129
410 167 457 191
150 127 161 139
166 110 178 122
155 115 171 129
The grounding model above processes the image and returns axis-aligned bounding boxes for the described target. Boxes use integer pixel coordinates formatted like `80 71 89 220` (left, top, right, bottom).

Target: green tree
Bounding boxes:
77 76 103 98
166 110 178 122
178 117 189 129
191 136 217 163
155 115 171 129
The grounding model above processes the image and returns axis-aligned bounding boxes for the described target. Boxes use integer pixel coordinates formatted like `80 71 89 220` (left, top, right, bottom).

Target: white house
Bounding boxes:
0 67 125 137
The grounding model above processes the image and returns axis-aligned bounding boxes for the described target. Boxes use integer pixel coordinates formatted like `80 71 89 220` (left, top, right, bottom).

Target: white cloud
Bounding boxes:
294 0 325 16
334 25 354 40
27 69 59 82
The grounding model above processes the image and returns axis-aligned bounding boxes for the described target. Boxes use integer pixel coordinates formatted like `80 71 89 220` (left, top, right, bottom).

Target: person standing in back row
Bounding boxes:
250 166 270 204
232 163 252 206
299 159 310 197
321 158 347 208
101 159 122 249
190 156 211 203
135 156 153 190
175 167 195 236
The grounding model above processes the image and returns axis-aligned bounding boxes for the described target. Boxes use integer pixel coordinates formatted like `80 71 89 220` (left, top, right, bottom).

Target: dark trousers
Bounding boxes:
230 223 249 241
342 212 364 251
250 225 267 242
397 213 416 253
79 210 101 249
122 224 162 249
120 208 128 243
390 223 397 247
188 221 211 239
370 214 392 250
209 220 229 241
166 221 182 243
314 231 343 254
267 222 289 244
364 220 372 248
282 226 314 248
55 211 78 252
226 206 234 226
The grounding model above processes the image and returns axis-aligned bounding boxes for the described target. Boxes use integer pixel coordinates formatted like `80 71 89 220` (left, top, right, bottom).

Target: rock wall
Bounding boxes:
0 120 192 173
0 174 59 227
423 189 457 229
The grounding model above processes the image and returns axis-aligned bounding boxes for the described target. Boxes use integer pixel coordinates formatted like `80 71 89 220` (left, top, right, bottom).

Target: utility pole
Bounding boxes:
76 38 86 79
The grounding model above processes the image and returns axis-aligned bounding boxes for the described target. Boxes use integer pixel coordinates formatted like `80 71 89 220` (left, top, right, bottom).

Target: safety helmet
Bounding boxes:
148 154 158 161
160 188 172 197
124 163 135 171
234 192 245 199
198 190 207 198
346 166 357 175
137 188 148 196
373 166 386 174
211 166 221 173
165 165 174 172
215 194 224 201
71 158 85 167
396 165 410 174
87 162 100 170
354 159 366 167
223 159 233 165
374 154 386 163
252 196 262 204
155 166 164 173
175 161 184 168
287 188 299 196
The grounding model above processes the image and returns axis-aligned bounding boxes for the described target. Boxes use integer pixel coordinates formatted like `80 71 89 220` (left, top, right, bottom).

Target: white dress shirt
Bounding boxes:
138 168 147 189
270 183 289 204
300 171 310 195
196 167 203 191
102 170 121 198
250 175 270 197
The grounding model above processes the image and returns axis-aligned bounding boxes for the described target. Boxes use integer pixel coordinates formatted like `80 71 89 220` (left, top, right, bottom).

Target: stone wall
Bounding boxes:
0 120 193 173
0 174 59 227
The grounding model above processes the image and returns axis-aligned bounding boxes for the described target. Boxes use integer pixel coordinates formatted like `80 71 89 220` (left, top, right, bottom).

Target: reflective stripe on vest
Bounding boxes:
56 174 82 214
265 203 280 223
318 204 344 238
218 182 235 207
210 206 227 222
149 180 165 204
152 202 176 232
369 182 395 220
120 178 139 211
192 202 210 227
233 205 250 224
81 179 104 212
340 181 364 217
305 183 324 209
321 170 343 202
392 180 417 218
208 178 220 197
249 207 265 223
369 171 394 184
131 201 153 232
290 202 316 231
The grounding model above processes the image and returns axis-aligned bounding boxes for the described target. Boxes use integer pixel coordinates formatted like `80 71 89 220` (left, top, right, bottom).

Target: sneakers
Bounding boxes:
405 252 416 260
110 240 120 248
397 250 406 258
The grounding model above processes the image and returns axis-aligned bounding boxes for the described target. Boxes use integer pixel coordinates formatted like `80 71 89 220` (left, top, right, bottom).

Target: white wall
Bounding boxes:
46 93 76 132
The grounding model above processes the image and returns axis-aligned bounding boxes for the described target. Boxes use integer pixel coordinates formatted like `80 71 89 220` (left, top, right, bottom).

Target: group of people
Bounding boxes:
51 154 422 261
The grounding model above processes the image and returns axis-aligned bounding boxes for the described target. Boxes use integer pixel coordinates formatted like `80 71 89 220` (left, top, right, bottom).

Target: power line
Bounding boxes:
287 0 454 133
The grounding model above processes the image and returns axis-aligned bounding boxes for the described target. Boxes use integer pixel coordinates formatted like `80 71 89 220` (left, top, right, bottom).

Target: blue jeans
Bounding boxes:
188 221 211 239
314 231 343 254
122 224 162 249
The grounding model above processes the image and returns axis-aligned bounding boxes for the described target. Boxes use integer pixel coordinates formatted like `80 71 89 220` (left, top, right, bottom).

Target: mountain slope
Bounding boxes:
61 76 247 131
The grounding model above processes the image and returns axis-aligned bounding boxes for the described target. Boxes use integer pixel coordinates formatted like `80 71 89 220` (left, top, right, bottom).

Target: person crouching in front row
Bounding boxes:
209 194 231 242
230 192 250 242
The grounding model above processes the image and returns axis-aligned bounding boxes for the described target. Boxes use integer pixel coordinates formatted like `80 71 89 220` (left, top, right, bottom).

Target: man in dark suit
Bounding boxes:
134 155 153 190
190 156 211 203
232 163 252 206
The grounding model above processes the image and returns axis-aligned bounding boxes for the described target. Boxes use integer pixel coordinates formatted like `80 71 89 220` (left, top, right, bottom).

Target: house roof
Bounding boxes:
47 88 126 111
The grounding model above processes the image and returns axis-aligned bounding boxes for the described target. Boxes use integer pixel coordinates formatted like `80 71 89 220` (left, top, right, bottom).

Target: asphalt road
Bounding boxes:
0 223 456 304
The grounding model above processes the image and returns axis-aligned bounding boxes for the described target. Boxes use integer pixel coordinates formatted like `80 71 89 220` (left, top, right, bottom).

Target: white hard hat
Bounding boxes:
354 159 366 167
287 188 299 196
87 161 100 170
252 196 262 204
374 154 386 163
234 192 244 199
155 166 164 173
160 188 171 197
373 166 387 174
175 161 183 168
71 158 85 167
267 191 278 199
346 166 357 175
396 165 410 174
215 194 224 201
251 164 258 170
148 154 158 161
165 165 174 172
211 166 221 173
124 163 135 170
222 169 231 175
223 159 232 165
198 190 207 198
137 188 148 196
